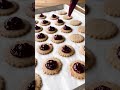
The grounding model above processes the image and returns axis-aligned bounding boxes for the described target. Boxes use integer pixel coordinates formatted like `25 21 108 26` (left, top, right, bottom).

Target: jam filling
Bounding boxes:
52 14 57 18
45 60 58 70
73 62 85 74
39 13 44 17
10 43 34 58
57 19 63 23
4 17 24 30
42 20 48 24
37 33 45 39
31 2 35 12
0 0 13 9
48 26 55 31
94 85 111 90
54 35 63 40
63 25 71 30
62 45 71 53
117 46 120 59
27 80 35 90
40 44 50 51
35 25 40 30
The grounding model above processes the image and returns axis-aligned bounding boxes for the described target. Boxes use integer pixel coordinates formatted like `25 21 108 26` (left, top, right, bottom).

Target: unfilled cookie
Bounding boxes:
0 17 31 38
5 40 35 68
78 26 85 33
40 20 50 26
35 25 43 33
37 43 53 55
0 76 5 90
70 60 85 80
70 20 82 26
70 34 84 43
35 33 48 42
58 45 75 57
86 19 118 39
52 34 65 44
58 10 67 15
63 15 73 20
46 26 57 34
55 19 64 26
42 57 62 75
61 25 72 33
0 1 19 16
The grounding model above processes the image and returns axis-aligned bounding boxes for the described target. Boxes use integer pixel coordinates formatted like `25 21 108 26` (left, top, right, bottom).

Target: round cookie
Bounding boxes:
55 19 64 26
70 34 84 43
37 43 53 55
86 81 120 90
35 25 43 33
104 0 120 17
58 45 75 57
61 25 72 33
63 15 73 20
38 13 46 19
40 20 50 26
0 1 19 16
0 76 5 90
5 40 35 68
35 33 48 42
107 43 120 71
50 14 59 20
0 17 31 38
52 34 65 44
42 57 62 75
86 19 118 39
70 60 85 80
58 10 67 15
46 26 57 34
80 45 85 55
78 26 85 33
70 20 82 26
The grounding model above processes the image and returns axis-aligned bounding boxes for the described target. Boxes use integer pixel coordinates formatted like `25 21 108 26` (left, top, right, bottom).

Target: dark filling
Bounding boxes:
48 26 55 31
27 80 35 90
52 14 57 18
40 13 44 17
10 43 34 58
57 19 63 23
4 17 24 30
45 60 58 70
94 85 111 90
31 2 35 12
73 62 85 74
40 44 50 51
35 25 40 30
63 25 71 30
117 46 120 59
42 20 48 24
0 0 13 9
62 45 71 53
54 35 63 40
37 33 45 39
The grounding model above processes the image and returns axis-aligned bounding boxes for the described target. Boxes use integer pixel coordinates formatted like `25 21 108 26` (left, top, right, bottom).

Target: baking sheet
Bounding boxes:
35 5 85 90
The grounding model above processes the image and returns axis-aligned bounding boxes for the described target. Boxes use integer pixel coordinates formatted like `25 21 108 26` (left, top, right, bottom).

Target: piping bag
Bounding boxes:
68 0 79 16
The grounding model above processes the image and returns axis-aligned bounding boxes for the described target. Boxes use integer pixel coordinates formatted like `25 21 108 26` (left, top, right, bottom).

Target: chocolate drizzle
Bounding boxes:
27 80 35 90
62 45 71 53
45 60 58 70
63 25 71 30
54 35 63 40
94 85 111 90
117 46 120 59
0 0 13 9
37 33 45 39
40 44 50 51
48 26 55 31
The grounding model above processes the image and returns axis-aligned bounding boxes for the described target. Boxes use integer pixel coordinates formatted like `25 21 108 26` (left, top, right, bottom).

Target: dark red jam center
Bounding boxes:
31 2 35 12
117 46 120 59
40 44 50 51
62 45 71 53
73 62 85 74
35 25 40 30
48 26 55 31
54 35 63 40
52 14 57 18
40 13 44 17
10 43 34 58
27 80 35 90
63 25 71 30
42 20 48 24
0 0 13 9
4 17 24 30
57 19 63 23
45 60 58 70
94 85 111 90
37 33 45 39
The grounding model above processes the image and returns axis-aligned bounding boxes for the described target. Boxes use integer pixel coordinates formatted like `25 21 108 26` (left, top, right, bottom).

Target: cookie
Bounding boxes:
35 33 48 42
46 26 57 34
35 25 43 33
55 19 64 26
40 20 50 26
0 76 5 90
70 34 84 43
52 34 65 44
86 81 120 90
58 10 67 15
86 19 118 39
70 20 82 26
35 58 37 67
58 45 75 57
86 48 96 70
0 1 19 16
5 40 35 68
35 74 42 89
35 20 39 24
42 57 62 75
80 45 85 55
61 25 72 33
70 60 85 80
78 26 85 33
104 0 120 17
63 15 73 20
50 14 59 20
38 13 46 19
107 43 120 70
0 17 31 38
37 43 53 55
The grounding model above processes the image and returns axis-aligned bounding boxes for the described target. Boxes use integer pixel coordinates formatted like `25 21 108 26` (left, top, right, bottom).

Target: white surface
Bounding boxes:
35 5 85 90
